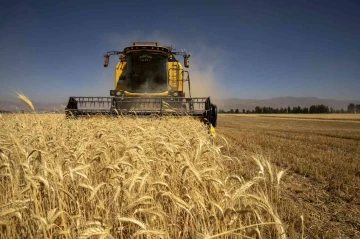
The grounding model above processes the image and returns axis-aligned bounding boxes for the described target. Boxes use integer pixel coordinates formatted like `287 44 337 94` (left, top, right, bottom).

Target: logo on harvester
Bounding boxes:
139 54 152 62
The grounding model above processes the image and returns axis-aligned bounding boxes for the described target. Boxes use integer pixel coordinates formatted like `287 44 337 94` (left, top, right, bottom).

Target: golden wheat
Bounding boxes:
0 110 285 238
15 92 35 111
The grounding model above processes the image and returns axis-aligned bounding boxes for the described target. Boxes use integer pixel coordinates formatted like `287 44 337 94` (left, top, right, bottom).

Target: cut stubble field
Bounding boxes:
217 114 360 238
230 113 360 122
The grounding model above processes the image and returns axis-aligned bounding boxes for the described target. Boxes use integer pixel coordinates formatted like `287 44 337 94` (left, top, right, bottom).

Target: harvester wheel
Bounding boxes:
211 104 218 127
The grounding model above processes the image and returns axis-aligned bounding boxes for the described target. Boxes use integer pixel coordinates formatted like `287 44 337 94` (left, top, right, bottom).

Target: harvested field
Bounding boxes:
217 115 360 238
0 113 286 239
229 114 360 122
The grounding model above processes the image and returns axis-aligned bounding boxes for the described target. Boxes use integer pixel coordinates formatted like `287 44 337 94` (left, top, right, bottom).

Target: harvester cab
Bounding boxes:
65 42 217 127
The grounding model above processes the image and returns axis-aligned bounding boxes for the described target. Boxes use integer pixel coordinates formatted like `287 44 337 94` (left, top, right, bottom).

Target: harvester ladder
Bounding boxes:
168 61 181 89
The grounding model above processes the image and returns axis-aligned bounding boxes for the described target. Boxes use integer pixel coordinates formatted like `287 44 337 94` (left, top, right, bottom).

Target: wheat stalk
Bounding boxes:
15 92 35 111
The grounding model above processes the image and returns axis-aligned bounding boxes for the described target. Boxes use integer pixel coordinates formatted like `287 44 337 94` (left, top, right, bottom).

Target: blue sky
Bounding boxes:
1 0 359 103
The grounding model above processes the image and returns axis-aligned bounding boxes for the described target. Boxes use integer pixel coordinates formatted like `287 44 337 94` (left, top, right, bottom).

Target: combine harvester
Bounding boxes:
65 42 217 129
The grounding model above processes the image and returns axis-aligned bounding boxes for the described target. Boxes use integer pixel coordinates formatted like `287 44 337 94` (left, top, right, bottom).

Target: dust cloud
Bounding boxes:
182 43 228 105
185 62 225 103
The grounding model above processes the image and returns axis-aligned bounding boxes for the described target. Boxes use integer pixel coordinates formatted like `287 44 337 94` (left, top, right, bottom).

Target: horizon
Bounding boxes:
2 95 360 105
1 95 359 113
1 0 360 102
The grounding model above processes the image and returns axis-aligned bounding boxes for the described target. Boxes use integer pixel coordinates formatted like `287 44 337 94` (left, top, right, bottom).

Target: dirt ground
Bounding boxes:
216 114 360 239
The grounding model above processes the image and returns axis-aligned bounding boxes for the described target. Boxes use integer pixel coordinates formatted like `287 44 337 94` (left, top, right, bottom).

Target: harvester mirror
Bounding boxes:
104 54 109 67
184 54 190 68
119 54 126 62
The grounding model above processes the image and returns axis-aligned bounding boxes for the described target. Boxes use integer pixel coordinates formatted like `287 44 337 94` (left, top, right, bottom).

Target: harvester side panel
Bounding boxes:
168 61 183 92
115 61 127 90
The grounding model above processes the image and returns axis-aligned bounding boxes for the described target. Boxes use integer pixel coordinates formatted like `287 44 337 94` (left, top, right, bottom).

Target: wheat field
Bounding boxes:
0 112 286 239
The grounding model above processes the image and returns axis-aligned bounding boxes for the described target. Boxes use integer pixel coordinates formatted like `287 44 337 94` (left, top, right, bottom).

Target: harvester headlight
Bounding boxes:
116 91 121 96
173 92 179 97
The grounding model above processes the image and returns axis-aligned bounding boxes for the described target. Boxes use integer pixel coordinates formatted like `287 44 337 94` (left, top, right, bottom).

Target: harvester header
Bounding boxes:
65 42 217 127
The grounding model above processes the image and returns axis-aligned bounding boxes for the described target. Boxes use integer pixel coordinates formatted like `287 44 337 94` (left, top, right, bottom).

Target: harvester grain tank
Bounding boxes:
65 42 217 127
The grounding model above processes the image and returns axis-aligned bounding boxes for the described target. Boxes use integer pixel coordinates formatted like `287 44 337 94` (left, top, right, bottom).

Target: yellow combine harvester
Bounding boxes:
65 42 217 127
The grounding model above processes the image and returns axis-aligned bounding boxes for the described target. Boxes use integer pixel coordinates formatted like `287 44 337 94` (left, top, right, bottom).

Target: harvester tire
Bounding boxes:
211 104 218 127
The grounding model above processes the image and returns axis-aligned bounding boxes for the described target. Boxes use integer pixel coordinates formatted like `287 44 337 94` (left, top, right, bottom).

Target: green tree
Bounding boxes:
292 106 298 113
348 103 355 113
356 104 360 113
309 104 329 113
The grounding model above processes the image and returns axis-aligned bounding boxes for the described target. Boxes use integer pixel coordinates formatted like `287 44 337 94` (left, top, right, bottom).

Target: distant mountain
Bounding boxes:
0 100 66 112
0 97 359 112
214 97 360 111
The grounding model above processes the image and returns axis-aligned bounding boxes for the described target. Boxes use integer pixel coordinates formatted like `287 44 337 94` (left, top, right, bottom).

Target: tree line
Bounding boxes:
347 103 360 113
219 103 360 114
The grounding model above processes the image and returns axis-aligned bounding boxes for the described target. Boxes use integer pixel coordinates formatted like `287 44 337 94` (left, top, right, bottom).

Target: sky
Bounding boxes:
0 0 359 103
